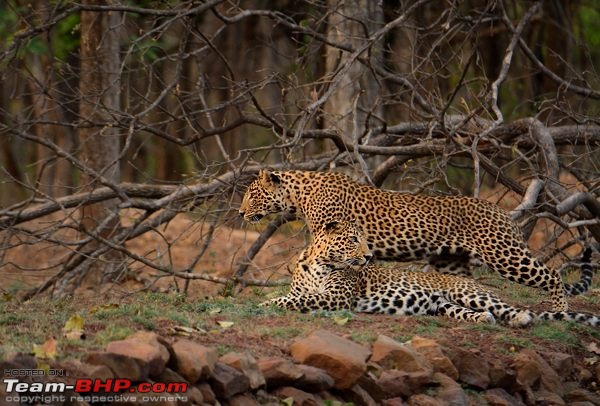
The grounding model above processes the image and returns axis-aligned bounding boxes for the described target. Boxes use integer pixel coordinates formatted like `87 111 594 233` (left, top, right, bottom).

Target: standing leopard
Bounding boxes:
262 220 598 328
240 170 595 312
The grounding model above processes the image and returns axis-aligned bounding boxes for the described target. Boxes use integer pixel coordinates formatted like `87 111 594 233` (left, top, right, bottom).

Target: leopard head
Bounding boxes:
311 220 372 270
239 170 295 223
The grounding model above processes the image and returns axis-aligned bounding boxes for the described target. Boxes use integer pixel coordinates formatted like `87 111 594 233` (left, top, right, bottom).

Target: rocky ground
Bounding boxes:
2 328 600 405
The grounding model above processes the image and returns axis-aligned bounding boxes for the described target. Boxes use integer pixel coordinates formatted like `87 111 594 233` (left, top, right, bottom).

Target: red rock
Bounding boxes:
220 351 265 389
81 363 114 381
377 368 433 398
564 388 600 404
208 362 250 399
290 330 370 390
444 346 490 389
512 349 564 396
372 335 433 373
357 372 387 402
488 359 517 391
382 398 405 406
432 372 467 406
196 382 216 404
84 351 148 381
106 339 167 377
228 393 260 406
484 388 526 406
542 351 574 377
272 386 320 405
295 364 335 392
346 384 377 406
534 389 565 405
117 388 179 405
171 340 218 384
407 394 444 406
257 357 304 388
409 336 458 380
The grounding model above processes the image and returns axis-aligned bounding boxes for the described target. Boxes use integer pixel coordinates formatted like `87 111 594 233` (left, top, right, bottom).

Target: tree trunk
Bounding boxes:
77 0 123 289
324 0 383 173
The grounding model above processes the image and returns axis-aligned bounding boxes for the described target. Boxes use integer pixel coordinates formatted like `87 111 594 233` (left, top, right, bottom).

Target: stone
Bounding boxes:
294 364 335 392
196 382 216 404
208 362 250 399
407 394 444 406
488 359 517 391
272 386 320 406
512 348 564 396
115 388 179 406
377 368 433 398
255 389 281 405
382 398 405 406
220 351 265 389
409 336 458 380
357 372 387 402
155 368 204 404
484 388 526 406
290 330 371 390
170 340 218 384
432 372 467 406
156 367 186 384
106 338 168 377
444 346 490 389
228 393 260 406
84 351 148 381
371 335 433 374
565 388 600 404
534 389 565 405
542 352 574 378
257 357 304 388
183 386 205 405
346 384 377 406
80 363 114 381
578 366 594 383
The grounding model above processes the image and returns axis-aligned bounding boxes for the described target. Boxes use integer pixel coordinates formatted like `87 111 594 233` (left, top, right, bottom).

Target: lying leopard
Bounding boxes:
241 170 595 311
262 220 598 327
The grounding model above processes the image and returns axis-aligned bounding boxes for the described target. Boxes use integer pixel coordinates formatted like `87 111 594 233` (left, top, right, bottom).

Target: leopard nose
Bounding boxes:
238 210 245 217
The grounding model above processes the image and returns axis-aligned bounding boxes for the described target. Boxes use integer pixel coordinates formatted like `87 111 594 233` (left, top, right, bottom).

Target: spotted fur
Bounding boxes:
263 221 598 328
241 170 595 311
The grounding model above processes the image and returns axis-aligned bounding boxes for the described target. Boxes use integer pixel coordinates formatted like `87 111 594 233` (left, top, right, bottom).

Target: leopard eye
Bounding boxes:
350 236 358 243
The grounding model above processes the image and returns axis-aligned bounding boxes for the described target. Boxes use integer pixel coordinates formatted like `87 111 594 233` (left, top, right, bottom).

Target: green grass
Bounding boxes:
412 316 445 336
498 334 533 349
531 322 578 347
1 286 598 368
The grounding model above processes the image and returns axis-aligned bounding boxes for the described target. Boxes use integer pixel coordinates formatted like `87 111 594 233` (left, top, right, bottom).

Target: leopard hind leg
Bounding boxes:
444 289 534 327
426 246 473 276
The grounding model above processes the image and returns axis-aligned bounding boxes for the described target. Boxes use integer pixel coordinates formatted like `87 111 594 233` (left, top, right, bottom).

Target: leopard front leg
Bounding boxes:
430 294 496 324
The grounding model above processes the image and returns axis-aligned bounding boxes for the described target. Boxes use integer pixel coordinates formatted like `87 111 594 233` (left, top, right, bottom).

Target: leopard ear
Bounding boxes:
259 169 281 188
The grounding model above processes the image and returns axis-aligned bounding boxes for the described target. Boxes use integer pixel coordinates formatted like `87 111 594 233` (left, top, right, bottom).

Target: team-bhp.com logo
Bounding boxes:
3 377 188 403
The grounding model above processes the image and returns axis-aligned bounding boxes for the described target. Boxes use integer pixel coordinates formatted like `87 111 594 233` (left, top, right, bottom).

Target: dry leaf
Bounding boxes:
209 307 222 315
217 321 234 329
63 314 84 332
332 315 349 326
33 338 58 360
585 342 600 355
